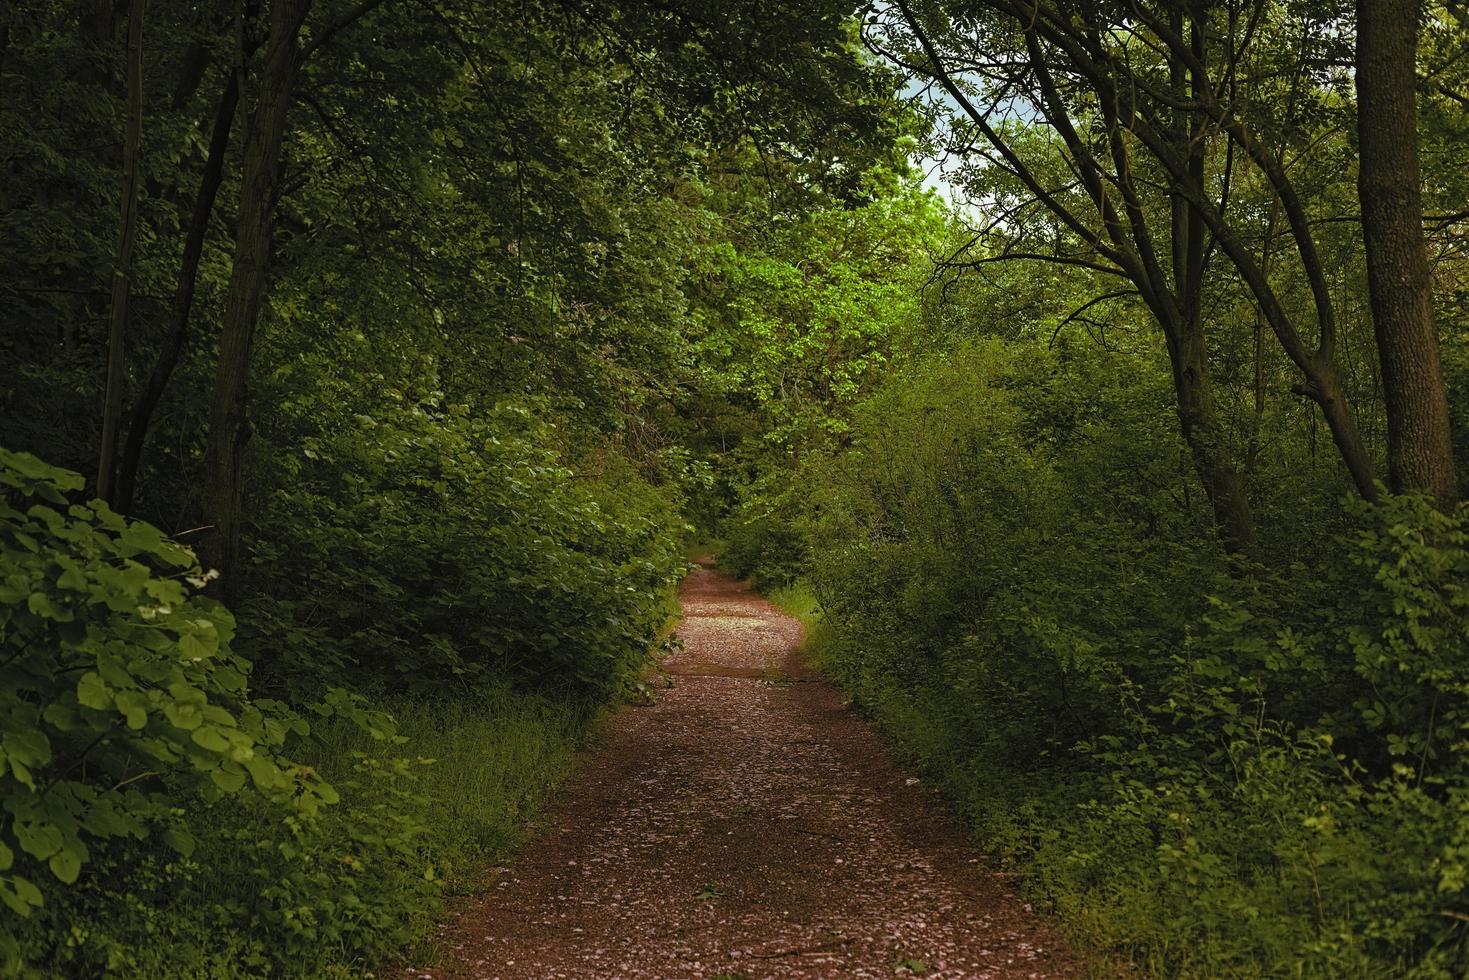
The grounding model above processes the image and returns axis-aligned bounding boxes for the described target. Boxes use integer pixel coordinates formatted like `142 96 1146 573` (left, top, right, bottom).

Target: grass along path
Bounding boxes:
398 559 1077 979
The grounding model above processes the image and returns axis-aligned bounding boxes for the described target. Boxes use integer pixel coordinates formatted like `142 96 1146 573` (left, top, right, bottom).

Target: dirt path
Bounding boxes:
401 560 1079 979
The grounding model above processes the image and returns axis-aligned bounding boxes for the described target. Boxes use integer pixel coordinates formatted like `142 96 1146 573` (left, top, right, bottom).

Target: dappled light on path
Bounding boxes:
403 560 1077 979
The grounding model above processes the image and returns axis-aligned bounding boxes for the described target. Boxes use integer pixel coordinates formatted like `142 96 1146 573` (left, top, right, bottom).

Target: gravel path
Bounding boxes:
399 559 1079 979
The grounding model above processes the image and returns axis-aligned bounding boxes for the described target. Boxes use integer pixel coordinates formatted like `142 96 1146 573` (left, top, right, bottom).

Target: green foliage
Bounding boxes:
806 340 1212 760
0 0 921 972
0 449 340 970
0 450 312 894
719 472 811 588
12 0 1468 974
1031 493 1469 977
690 177 942 452
244 392 686 698
789 339 1469 977
8 685 588 978
682 171 944 583
0 448 598 977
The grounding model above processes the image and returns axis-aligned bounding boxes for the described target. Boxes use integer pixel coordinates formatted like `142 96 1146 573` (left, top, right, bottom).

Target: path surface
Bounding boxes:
402 560 1078 979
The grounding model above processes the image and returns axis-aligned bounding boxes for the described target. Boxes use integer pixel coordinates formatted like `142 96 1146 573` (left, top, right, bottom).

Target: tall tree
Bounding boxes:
200 0 310 595
884 0 1266 549
873 0 1391 552
1356 0 1457 507
95 0 145 504
115 67 242 514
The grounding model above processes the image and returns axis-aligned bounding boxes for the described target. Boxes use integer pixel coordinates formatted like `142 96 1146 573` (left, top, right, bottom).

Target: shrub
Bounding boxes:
720 481 810 587
245 400 686 699
0 448 339 972
0 448 605 978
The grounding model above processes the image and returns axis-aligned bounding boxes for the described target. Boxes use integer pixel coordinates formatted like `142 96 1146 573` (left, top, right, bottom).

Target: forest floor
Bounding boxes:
396 559 1078 979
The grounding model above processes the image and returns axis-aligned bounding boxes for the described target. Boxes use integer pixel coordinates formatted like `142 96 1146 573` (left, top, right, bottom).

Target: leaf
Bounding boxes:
1 730 51 774
0 874 44 917
14 822 62 861
1 449 83 489
118 521 162 550
177 630 214 662
0 579 27 604
76 672 111 710
55 563 89 591
97 652 133 689
190 725 231 752
114 690 149 730
48 845 82 884
162 825 195 857
26 591 72 622
244 755 284 790
6 757 33 790
81 800 135 838
163 702 203 731
210 763 246 793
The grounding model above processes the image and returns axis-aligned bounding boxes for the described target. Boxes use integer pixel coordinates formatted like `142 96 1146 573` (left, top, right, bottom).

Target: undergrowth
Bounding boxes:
10 690 596 980
1 447 671 978
11 687 593 979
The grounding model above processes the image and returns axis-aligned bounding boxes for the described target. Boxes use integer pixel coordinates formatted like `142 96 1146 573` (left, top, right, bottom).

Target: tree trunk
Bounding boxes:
1304 366 1379 500
116 71 242 514
200 0 311 598
1356 0 1457 507
95 0 144 505
1169 323 1256 554
1168 9 1255 554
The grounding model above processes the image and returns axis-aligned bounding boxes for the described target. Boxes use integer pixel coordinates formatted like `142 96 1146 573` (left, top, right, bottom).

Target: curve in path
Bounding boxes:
402 559 1079 979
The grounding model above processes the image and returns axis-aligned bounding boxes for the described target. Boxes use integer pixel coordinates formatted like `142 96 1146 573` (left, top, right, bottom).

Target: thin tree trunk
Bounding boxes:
1169 9 1255 553
1297 365 1378 496
95 0 144 504
116 71 242 514
1356 0 1457 506
1246 197 1280 474
200 0 311 598
1169 319 1256 554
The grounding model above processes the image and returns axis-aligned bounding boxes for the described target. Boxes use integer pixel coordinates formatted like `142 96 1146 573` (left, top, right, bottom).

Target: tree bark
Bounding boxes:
200 0 311 599
116 71 242 514
1170 325 1256 554
95 0 144 505
1299 365 1379 498
1356 0 1457 507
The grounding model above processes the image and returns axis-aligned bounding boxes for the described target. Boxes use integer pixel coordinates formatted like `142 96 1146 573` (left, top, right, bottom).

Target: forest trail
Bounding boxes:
401 560 1078 979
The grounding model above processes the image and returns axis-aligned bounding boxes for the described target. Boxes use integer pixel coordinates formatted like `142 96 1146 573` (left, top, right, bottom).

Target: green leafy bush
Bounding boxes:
0 448 342 970
245 398 686 699
0 448 608 978
720 476 811 588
